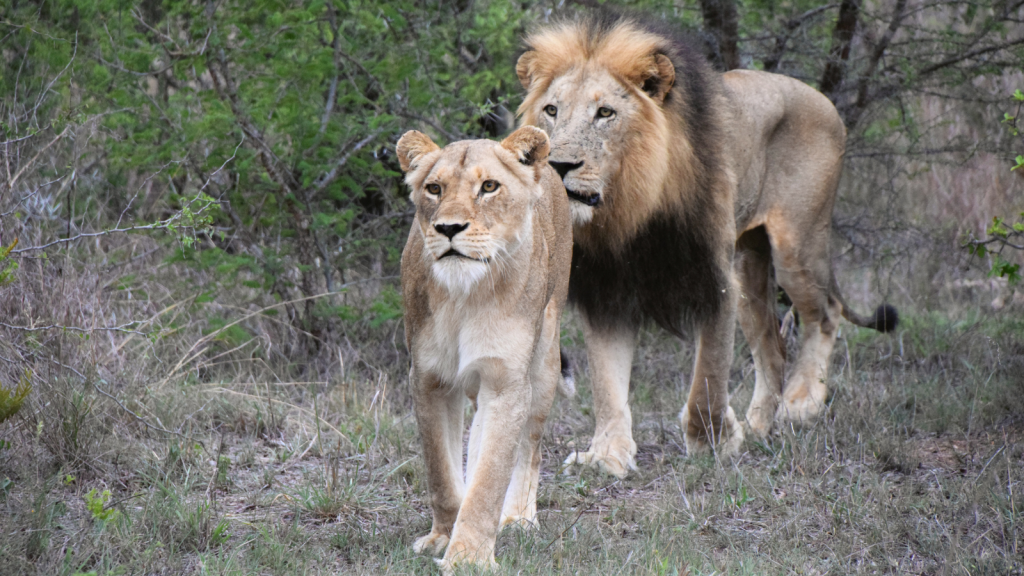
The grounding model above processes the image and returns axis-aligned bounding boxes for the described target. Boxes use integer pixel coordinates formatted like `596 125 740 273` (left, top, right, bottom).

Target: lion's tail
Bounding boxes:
831 277 899 333
558 350 576 398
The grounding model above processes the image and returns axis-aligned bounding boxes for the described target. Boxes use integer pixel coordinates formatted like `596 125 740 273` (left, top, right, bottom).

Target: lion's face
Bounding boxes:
396 127 551 293
531 68 645 224
516 21 681 238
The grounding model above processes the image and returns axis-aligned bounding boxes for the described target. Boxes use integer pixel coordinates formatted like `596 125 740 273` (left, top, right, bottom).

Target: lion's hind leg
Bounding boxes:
735 226 786 438
768 224 842 428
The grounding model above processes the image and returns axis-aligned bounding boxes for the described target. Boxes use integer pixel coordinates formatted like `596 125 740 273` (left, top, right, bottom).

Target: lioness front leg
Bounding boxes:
502 310 561 527
564 318 638 479
681 287 744 457
411 370 465 557
441 359 531 572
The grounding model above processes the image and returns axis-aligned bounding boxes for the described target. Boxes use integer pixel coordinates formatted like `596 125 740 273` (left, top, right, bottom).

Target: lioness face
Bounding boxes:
396 128 551 293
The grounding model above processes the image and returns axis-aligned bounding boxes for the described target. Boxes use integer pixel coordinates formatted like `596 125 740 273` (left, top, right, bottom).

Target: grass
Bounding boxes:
1 235 1022 575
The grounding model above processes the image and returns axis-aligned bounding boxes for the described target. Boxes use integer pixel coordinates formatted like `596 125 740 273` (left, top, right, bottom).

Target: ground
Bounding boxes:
1 306 1022 575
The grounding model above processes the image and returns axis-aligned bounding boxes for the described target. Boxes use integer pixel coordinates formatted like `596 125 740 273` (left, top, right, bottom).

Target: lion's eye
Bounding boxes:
544 105 557 117
597 107 615 119
425 183 441 195
480 180 499 194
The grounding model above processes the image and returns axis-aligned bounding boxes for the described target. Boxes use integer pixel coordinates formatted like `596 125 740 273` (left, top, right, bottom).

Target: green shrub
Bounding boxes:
0 371 31 425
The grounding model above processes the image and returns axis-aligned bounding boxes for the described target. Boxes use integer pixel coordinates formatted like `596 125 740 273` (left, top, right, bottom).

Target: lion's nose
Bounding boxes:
434 222 469 240
549 160 583 180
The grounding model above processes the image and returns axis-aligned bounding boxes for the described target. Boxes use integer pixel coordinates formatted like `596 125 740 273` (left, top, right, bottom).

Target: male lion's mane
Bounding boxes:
520 12 729 337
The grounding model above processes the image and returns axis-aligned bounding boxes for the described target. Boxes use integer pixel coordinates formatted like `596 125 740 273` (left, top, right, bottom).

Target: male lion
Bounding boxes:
516 13 897 477
397 126 572 571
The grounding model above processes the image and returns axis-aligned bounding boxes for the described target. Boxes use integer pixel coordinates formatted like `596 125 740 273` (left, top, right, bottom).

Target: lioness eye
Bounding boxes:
426 183 441 195
597 107 615 118
544 105 557 117
480 180 499 194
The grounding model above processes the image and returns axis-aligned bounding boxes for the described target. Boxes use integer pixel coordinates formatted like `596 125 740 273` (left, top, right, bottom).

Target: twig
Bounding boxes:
0 321 147 335
540 499 596 553
48 357 197 442
3 125 72 196
10 140 241 255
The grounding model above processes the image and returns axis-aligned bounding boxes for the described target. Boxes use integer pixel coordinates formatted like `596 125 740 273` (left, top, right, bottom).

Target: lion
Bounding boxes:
397 125 573 571
515 13 897 477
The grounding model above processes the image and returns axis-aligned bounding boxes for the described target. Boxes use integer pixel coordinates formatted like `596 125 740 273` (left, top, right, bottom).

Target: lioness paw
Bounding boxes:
499 514 538 530
681 405 744 459
436 555 498 576
562 447 637 479
413 532 450 557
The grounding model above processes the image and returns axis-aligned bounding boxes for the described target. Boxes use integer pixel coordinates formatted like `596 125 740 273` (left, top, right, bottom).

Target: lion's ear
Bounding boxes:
641 54 676 104
501 126 550 167
396 130 440 173
516 51 538 90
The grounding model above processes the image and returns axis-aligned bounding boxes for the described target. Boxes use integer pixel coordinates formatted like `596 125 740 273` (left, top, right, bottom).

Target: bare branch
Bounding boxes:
312 129 384 195
918 36 1024 77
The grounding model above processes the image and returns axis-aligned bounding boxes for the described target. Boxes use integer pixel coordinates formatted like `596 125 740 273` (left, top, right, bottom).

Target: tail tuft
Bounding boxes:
871 304 899 333
558 350 575 398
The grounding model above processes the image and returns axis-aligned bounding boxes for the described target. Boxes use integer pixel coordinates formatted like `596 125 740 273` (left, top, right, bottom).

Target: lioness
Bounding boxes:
397 126 572 570
516 14 897 477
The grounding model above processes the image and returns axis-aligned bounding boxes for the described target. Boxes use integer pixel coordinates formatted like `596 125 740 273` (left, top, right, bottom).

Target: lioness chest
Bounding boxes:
413 296 535 389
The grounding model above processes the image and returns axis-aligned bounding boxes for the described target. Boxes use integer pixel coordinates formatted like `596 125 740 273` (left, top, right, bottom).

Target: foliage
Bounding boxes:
0 371 32 425
83 488 120 524
1005 89 1024 172
0 239 18 286
963 89 1024 284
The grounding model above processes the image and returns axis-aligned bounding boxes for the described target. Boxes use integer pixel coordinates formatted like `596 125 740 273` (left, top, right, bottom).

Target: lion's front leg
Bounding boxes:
563 317 638 479
411 369 465 557
441 358 530 572
681 285 744 458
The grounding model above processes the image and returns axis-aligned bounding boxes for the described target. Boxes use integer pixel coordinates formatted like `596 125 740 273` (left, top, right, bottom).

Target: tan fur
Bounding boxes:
398 126 572 572
518 18 860 476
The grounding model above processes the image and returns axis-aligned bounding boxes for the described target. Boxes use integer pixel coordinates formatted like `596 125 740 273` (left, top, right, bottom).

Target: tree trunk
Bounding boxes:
819 0 861 100
700 0 742 71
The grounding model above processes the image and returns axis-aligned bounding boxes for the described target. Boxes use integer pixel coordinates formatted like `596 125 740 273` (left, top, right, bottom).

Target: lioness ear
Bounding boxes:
396 130 440 173
501 126 550 167
516 51 538 90
641 54 676 104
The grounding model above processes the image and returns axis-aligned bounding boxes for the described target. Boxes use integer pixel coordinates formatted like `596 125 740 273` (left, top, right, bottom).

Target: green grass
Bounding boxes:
1 306 1021 575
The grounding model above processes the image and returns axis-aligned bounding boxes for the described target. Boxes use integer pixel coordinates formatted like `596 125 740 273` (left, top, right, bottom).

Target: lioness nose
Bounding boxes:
549 160 583 180
434 222 469 240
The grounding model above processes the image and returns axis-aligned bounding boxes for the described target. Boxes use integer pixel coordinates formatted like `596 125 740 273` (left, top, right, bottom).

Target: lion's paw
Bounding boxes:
777 384 827 428
562 444 637 479
413 531 450 557
744 401 777 439
681 405 744 459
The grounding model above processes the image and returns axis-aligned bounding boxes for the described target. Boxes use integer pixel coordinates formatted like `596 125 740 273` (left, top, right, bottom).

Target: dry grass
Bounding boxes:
1 223 1022 576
